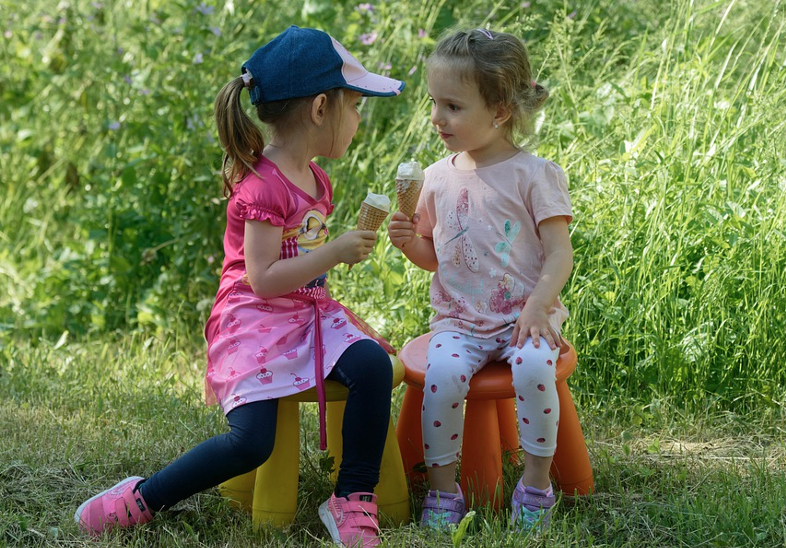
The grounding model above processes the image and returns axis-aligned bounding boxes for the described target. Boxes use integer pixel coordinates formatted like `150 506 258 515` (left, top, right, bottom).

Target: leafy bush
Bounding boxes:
2 0 785 409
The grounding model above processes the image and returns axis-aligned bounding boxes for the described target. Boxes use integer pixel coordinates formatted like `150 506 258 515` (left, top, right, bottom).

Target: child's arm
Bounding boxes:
510 216 573 350
244 219 377 298
387 212 438 271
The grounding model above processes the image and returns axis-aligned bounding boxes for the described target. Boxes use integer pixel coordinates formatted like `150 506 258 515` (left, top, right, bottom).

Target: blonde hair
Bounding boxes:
214 77 344 197
427 28 549 145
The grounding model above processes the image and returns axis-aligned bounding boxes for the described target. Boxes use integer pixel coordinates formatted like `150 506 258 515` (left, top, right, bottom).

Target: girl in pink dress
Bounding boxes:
388 28 574 533
75 26 404 548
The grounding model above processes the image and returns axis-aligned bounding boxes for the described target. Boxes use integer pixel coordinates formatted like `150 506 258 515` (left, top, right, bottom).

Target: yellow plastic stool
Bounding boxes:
218 354 410 528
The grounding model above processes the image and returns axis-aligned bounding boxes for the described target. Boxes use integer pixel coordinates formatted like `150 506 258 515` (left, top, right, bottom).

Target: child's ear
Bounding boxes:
494 103 512 127
311 93 329 126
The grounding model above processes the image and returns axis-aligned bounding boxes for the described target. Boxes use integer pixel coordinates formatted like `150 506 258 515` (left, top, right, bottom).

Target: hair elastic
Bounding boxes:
477 28 494 40
530 79 537 88
240 72 253 88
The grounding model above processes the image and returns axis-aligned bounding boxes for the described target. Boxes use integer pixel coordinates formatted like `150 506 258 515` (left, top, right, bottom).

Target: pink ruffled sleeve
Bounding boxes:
232 173 290 227
235 200 286 226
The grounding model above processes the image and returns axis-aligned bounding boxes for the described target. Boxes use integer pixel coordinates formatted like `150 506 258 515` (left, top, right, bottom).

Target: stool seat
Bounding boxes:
400 349 577 400
219 354 410 527
395 334 593 510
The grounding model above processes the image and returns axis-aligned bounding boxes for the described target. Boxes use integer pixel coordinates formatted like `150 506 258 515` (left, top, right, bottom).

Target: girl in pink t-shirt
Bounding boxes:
388 28 574 532
75 27 404 548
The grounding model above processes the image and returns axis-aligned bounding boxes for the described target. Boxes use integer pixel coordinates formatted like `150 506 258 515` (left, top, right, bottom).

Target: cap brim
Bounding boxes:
345 72 405 97
329 36 405 97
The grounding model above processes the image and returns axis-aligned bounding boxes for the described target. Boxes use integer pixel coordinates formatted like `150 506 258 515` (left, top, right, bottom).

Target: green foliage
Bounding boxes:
2 0 786 410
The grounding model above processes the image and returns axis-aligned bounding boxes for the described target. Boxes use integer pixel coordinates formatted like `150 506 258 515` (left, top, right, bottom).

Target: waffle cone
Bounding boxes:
396 178 423 219
357 202 389 232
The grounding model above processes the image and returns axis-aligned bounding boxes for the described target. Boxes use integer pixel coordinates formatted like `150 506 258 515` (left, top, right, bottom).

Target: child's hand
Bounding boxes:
510 303 561 350
387 211 419 249
332 230 377 266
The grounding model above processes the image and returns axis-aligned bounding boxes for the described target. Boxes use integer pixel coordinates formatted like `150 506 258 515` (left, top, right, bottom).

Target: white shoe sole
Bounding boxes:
318 499 342 545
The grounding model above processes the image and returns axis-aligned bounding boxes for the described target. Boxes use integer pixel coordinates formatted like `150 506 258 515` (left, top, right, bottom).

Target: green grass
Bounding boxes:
2 333 785 547
2 0 786 545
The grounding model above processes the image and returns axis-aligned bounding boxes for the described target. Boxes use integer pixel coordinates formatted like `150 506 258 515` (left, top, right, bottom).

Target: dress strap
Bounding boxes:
289 294 396 451
290 294 328 450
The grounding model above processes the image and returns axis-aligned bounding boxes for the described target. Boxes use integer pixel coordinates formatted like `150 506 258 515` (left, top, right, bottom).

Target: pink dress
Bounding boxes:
204 156 392 448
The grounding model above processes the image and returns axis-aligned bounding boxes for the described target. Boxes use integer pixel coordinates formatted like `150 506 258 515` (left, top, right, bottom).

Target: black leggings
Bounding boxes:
139 339 392 511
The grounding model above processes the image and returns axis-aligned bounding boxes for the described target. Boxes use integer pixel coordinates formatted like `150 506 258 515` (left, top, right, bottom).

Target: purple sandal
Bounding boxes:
420 483 466 530
511 480 556 532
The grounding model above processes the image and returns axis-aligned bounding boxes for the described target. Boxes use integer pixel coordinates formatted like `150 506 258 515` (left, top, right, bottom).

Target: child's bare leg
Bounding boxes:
520 452 552 491
427 461 459 493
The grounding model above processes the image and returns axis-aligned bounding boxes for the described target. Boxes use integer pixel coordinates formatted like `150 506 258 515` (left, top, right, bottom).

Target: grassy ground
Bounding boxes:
2 333 785 547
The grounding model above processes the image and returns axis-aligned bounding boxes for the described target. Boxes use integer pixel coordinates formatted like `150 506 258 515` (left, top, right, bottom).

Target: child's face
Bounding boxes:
428 65 503 161
324 90 363 159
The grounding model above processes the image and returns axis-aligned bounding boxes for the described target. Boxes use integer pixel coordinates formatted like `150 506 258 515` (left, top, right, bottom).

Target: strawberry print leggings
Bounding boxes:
422 331 560 467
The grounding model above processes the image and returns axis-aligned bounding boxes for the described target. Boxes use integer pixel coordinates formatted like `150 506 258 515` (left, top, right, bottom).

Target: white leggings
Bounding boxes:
422 331 560 467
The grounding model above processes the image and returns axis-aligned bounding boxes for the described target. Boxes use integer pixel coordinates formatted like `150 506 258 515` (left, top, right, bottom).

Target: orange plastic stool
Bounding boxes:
219 354 410 527
395 334 593 509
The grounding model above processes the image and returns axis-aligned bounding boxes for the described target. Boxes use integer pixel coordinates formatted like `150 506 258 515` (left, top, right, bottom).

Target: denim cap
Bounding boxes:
241 26 405 105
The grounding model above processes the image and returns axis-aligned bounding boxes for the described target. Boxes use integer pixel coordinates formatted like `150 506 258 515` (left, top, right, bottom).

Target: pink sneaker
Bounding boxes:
318 492 380 547
74 476 153 536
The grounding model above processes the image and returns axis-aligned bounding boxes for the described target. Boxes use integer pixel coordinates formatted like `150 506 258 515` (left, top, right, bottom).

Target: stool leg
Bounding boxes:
217 468 256 512
497 398 520 465
551 380 594 495
461 399 504 510
395 386 425 484
252 400 299 527
375 417 412 525
326 400 345 483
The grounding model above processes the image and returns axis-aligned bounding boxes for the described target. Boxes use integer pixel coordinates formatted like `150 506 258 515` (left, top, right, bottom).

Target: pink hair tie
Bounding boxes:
530 79 537 88
477 28 494 40
241 72 253 88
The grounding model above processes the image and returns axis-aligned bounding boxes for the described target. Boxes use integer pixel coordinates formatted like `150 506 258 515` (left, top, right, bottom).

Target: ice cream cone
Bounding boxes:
357 201 389 232
396 178 423 219
349 191 390 270
395 160 425 219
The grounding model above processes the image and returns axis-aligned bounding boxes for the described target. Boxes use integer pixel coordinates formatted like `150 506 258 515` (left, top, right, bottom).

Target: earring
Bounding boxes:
493 121 499 129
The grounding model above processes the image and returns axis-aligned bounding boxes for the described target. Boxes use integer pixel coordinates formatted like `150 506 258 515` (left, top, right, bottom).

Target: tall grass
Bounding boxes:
555 0 786 409
3 0 784 409
2 0 785 408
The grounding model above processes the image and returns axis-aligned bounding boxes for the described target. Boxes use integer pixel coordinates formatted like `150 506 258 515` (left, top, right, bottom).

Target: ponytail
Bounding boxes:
214 78 265 197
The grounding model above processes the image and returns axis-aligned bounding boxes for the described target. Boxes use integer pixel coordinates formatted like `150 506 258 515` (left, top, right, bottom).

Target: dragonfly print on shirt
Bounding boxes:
443 188 480 273
495 219 521 268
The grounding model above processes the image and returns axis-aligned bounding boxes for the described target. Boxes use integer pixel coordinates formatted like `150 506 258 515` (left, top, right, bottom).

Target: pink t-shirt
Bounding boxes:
205 156 334 345
416 151 573 338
